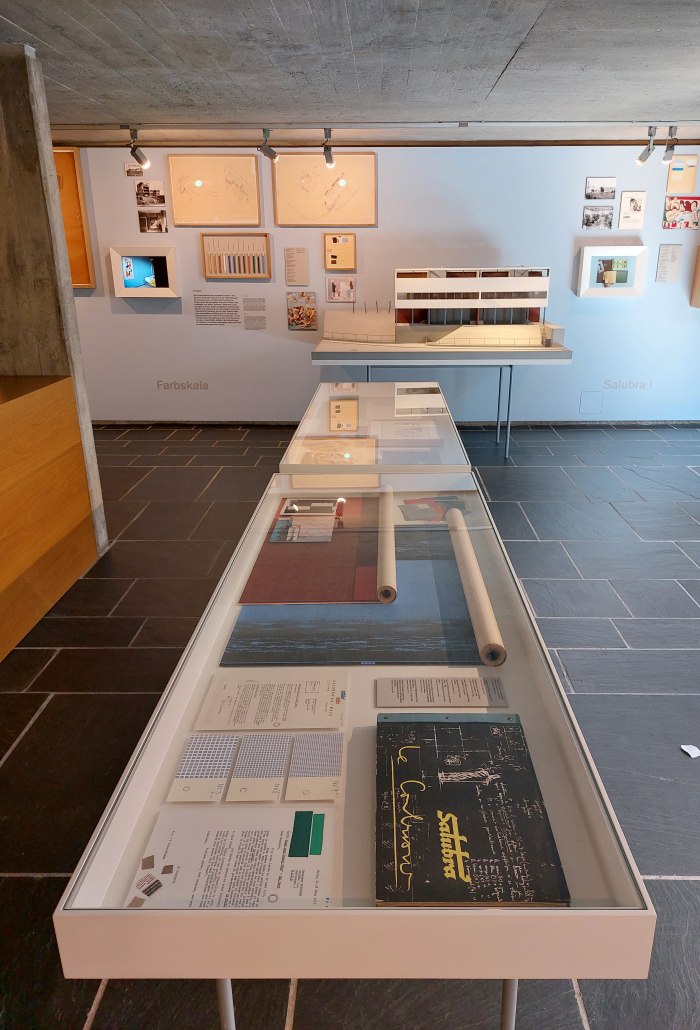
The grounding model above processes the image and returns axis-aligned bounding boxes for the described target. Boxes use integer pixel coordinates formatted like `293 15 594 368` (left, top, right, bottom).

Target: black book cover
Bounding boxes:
376 714 569 906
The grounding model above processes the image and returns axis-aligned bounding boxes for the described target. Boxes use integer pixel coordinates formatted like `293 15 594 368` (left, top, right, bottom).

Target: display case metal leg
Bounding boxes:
367 364 372 383
500 978 518 1030
504 366 513 458
495 367 503 443
217 978 236 1030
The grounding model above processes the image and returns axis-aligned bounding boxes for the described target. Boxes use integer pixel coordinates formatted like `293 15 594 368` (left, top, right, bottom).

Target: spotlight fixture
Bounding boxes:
128 127 150 170
636 126 657 165
662 126 678 165
258 128 278 163
323 128 335 169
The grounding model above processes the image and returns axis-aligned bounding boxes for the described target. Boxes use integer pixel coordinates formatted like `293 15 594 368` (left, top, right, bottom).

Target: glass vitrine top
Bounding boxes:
280 381 470 474
61 471 645 918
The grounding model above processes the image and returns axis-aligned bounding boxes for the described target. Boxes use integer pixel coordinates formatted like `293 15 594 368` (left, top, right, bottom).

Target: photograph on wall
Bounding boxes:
618 191 646 230
591 256 636 289
124 161 143 177
53 147 95 288
168 154 261 226
326 276 355 302
287 291 317 331
324 232 356 270
585 177 616 200
582 205 613 230
662 196 700 230
139 209 168 233
135 180 166 206
667 154 698 193
120 255 169 289
273 153 376 227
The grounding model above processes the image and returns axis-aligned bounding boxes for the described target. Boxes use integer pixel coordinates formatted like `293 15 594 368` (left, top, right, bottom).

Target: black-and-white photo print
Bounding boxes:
585 176 616 200
135 180 166 206
138 209 168 233
582 205 614 229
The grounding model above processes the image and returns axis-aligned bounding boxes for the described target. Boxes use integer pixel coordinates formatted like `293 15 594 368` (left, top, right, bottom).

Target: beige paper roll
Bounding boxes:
377 485 397 603
446 508 506 666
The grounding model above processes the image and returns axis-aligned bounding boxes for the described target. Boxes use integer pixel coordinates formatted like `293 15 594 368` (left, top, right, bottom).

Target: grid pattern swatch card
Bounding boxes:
167 734 240 803
196 671 347 730
226 733 292 802
285 732 344 801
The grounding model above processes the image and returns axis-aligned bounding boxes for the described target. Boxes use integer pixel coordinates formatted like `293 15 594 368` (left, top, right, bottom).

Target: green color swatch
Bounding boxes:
289 810 313 857
309 813 325 855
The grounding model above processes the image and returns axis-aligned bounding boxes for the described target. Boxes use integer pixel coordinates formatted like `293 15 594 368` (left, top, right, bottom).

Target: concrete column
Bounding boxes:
0 43 107 553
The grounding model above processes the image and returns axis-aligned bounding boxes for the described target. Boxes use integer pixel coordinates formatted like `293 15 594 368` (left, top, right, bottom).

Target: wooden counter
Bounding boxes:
0 376 97 661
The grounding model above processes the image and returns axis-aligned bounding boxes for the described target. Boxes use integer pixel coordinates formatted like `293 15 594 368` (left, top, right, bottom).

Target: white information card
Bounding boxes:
375 676 508 708
196 671 347 731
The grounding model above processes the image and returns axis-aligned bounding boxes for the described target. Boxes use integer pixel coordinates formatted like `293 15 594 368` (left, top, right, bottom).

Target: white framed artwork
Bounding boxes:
109 246 179 298
576 246 648 298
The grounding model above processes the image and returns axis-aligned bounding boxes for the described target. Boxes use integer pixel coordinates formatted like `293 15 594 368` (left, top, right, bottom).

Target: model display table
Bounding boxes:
311 306 573 457
54 405 652 1030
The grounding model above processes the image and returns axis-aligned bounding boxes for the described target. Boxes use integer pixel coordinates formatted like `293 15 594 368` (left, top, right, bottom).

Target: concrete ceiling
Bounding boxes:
1 0 699 144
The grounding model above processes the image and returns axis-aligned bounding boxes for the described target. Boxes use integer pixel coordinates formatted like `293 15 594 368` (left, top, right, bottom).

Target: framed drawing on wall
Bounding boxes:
576 246 649 298
53 147 95 288
201 233 271 279
324 232 356 270
273 153 377 227
168 155 261 226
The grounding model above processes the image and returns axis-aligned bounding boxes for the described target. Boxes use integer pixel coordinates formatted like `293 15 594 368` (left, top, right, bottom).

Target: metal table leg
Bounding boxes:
367 364 372 383
217 979 236 1030
504 366 513 459
500 978 518 1030
495 367 503 443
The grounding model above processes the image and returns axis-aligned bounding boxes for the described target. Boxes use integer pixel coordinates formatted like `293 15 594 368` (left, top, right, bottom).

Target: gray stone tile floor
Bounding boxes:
1 421 699 1029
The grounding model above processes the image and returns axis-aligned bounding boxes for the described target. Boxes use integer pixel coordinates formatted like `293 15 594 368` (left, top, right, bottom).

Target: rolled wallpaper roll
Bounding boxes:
446 508 506 666
377 485 397 603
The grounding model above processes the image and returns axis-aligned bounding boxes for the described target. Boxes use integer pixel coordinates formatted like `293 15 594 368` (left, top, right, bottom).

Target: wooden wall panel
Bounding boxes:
53 148 95 288
0 376 97 661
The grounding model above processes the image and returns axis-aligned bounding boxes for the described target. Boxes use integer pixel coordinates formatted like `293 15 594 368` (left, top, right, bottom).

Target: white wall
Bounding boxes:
76 145 700 423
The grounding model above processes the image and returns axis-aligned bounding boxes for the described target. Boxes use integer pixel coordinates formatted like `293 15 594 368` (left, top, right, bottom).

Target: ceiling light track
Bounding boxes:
58 120 700 131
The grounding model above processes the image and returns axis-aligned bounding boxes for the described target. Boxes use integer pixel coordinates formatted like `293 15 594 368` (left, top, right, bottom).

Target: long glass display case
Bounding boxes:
280 381 471 476
54 469 654 981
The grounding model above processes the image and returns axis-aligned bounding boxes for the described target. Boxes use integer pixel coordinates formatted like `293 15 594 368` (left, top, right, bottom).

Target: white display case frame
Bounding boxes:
54 470 655 983
279 381 471 476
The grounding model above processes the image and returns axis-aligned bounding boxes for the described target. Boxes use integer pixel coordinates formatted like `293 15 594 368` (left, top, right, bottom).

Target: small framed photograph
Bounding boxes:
138 209 168 233
583 206 613 230
324 232 356 270
576 246 648 298
618 191 646 229
585 177 616 200
135 180 166 206
325 276 356 302
109 246 179 297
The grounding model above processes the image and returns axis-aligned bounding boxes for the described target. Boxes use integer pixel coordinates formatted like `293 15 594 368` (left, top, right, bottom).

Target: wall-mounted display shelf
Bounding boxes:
576 247 649 298
109 247 179 298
